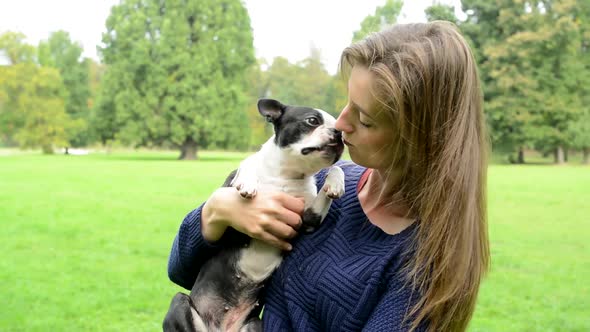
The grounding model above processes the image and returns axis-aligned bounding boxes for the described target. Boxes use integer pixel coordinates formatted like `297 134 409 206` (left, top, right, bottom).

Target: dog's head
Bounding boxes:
258 99 344 171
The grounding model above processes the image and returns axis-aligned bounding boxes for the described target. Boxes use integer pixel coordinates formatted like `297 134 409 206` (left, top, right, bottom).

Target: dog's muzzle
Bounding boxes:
301 130 343 155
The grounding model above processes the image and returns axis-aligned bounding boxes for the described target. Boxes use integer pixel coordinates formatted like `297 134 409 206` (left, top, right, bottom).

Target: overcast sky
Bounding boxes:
0 0 463 73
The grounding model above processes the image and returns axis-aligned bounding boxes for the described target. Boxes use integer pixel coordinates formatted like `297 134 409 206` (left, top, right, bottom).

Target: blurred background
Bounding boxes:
0 0 588 331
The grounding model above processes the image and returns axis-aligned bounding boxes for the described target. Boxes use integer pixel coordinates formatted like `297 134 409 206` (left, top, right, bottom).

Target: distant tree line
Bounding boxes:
425 0 590 164
0 0 588 163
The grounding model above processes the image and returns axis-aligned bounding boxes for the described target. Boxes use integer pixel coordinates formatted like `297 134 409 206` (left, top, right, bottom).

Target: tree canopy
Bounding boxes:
352 0 403 42
96 0 255 159
0 32 75 153
38 31 90 149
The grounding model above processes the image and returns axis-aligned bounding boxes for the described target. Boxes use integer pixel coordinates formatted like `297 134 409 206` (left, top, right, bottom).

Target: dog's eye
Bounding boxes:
305 117 320 126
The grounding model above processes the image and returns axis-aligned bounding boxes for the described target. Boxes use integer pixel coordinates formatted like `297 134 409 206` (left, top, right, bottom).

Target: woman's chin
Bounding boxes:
348 151 364 165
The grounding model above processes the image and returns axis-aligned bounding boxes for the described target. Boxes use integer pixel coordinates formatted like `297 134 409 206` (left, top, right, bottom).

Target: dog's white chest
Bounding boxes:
238 240 282 282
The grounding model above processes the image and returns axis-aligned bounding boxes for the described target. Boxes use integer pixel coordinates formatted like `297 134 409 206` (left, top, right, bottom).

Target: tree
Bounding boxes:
324 75 348 118
459 0 526 162
481 0 541 163
532 0 585 164
568 111 590 164
243 59 272 149
425 4 458 24
0 63 71 153
569 0 590 164
98 0 255 159
0 32 75 153
464 0 587 164
264 48 343 117
0 32 35 65
352 0 403 42
38 31 91 150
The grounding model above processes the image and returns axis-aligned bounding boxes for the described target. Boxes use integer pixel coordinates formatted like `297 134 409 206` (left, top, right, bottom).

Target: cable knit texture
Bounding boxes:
167 161 425 331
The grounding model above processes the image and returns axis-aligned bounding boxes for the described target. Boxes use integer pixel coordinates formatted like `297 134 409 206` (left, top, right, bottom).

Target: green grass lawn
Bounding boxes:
0 150 588 331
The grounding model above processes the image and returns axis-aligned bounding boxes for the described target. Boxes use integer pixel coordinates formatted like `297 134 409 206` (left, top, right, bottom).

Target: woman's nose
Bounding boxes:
335 107 353 133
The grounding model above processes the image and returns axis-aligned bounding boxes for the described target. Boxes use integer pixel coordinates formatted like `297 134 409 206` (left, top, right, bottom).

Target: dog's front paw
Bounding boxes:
301 209 322 234
322 166 345 199
236 182 258 199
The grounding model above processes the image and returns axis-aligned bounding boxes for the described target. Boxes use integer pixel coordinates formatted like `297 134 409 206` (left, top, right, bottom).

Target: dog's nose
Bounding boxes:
330 128 342 141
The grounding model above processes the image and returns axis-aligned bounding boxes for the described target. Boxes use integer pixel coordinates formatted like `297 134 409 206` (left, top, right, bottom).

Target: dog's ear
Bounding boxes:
258 99 285 123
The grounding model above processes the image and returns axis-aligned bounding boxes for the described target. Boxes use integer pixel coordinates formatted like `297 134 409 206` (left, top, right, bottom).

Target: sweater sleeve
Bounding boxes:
167 203 224 290
362 278 427 332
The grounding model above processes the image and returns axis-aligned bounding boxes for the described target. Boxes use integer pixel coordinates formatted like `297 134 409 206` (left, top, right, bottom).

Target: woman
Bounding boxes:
168 21 489 331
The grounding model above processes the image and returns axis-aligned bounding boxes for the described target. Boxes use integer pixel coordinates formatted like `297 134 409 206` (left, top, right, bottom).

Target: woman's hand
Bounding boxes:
201 187 305 251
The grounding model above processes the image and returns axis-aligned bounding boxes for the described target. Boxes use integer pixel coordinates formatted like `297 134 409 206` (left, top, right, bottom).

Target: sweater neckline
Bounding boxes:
356 168 373 194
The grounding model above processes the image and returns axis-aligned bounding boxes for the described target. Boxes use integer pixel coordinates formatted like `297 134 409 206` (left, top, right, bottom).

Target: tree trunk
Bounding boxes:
564 148 568 162
583 147 589 165
554 146 565 164
64 147 69 155
179 137 198 160
509 147 525 164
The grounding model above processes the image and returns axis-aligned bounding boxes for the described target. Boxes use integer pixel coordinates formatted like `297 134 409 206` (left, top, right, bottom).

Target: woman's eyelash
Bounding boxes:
349 103 373 127
359 119 372 127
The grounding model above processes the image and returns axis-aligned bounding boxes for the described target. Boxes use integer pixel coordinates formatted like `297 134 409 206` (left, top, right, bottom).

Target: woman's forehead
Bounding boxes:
348 66 373 110
348 66 391 122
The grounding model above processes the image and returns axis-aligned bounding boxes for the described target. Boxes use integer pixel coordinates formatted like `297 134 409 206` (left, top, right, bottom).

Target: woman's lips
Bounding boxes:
343 138 353 147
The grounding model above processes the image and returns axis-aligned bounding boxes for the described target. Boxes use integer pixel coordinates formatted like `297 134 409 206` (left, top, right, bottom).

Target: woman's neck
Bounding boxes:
359 168 414 235
366 168 402 204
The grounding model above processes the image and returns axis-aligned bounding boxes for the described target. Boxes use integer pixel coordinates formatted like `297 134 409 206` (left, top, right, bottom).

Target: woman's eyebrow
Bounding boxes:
350 101 375 120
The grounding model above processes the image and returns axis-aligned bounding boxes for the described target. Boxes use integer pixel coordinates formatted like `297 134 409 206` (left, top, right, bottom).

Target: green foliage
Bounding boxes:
0 32 82 153
97 0 255 159
38 31 91 147
460 0 590 163
265 49 340 116
568 110 590 149
0 31 36 64
425 4 458 24
0 64 73 153
352 0 403 42
243 59 272 148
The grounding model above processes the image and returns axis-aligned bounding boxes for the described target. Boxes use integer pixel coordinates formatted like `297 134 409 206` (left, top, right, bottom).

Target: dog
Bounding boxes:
163 98 345 332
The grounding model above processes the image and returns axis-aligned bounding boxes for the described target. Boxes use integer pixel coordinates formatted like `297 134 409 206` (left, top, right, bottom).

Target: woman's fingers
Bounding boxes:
271 192 304 229
276 207 303 230
218 189 306 249
247 222 293 251
277 193 306 215
258 232 292 251
263 217 298 239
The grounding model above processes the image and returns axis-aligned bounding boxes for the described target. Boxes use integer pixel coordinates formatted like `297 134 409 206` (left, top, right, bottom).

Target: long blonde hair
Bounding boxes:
340 21 489 331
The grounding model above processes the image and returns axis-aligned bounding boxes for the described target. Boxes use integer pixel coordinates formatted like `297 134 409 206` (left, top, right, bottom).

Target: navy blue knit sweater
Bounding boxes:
167 161 425 331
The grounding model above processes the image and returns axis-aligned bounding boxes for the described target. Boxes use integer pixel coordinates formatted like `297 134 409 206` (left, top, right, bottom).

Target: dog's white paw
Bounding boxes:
236 182 258 199
322 166 345 199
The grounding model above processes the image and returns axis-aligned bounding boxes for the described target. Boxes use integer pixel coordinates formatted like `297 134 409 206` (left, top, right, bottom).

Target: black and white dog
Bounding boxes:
163 99 345 332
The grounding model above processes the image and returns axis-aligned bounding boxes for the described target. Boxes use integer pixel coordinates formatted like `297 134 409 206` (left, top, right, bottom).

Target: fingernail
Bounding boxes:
286 244 292 251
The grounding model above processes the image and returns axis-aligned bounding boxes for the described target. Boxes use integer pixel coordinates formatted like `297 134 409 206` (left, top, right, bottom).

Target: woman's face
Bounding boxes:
335 66 394 170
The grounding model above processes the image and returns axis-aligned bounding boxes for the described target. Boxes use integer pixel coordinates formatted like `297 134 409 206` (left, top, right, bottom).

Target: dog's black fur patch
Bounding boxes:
163 293 198 332
258 99 326 148
301 209 323 234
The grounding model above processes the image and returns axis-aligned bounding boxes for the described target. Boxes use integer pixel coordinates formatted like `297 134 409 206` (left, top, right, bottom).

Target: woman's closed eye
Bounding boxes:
359 119 372 128
349 102 374 128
